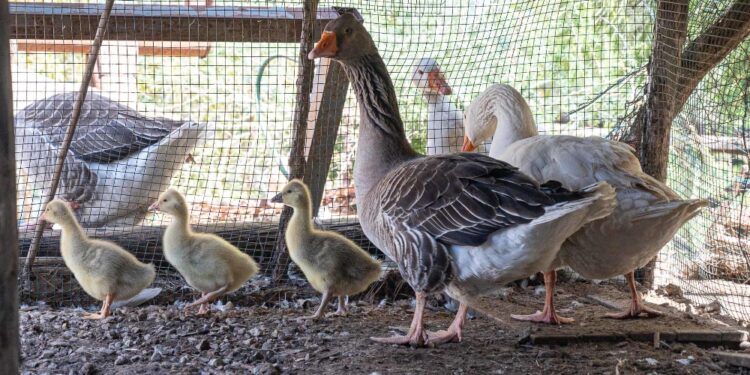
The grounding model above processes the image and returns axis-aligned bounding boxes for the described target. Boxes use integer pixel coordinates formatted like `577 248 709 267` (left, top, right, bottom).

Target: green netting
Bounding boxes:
10 0 750 321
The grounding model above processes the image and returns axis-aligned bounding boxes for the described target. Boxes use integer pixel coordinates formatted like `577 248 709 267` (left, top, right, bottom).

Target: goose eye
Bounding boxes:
287 190 292 194
162 199 167 202
345 27 352 34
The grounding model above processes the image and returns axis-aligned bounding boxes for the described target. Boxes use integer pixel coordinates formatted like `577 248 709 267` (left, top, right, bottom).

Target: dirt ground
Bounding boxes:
18 279 750 374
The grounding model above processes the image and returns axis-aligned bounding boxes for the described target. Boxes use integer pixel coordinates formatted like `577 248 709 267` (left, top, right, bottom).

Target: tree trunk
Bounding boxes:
0 0 20 371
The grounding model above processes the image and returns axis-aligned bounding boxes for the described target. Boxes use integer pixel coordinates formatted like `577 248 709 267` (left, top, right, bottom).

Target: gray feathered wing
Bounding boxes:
373 152 557 292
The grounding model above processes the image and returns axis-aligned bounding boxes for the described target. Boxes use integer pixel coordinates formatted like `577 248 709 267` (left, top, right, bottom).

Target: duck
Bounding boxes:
410 57 470 155
308 13 617 346
462 83 707 323
15 92 207 228
149 188 259 315
271 179 381 320
41 199 156 319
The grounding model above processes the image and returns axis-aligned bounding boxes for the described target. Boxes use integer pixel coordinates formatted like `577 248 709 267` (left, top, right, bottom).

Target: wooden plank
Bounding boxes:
0 0 19 370
10 3 340 43
18 218 376 268
525 330 744 348
137 41 212 57
713 351 750 369
303 58 350 216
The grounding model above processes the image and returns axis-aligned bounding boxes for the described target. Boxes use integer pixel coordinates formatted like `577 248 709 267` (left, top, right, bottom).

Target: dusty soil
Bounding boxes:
19 280 750 374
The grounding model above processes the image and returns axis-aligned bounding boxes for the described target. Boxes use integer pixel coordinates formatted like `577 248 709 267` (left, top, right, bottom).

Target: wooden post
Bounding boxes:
303 58 350 216
0 0 20 370
271 0 319 281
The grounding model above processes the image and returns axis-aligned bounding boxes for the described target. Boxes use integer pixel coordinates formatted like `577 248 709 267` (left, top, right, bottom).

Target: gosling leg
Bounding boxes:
83 294 113 320
301 291 333 321
186 285 228 311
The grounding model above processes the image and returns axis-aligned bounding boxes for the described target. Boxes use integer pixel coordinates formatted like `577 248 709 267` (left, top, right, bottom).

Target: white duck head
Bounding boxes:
462 83 537 156
411 57 452 97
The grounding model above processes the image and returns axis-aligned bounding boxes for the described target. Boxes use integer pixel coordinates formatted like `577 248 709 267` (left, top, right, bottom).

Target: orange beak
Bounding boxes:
308 32 338 60
462 135 477 152
428 70 452 95
148 201 160 212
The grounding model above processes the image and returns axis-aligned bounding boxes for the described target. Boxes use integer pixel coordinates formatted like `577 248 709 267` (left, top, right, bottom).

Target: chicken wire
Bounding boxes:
10 0 748 318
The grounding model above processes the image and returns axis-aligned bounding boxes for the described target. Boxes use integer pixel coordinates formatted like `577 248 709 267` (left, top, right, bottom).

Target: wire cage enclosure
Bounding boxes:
10 0 750 322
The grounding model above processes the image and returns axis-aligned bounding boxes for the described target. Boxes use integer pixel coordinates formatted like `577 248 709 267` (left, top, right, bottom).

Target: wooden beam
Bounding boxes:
303 58 350 216
10 3 340 43
0 0 19 371
17 219 375 267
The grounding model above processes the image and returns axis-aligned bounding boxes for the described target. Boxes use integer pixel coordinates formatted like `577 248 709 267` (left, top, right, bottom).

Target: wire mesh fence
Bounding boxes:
10 0 750 321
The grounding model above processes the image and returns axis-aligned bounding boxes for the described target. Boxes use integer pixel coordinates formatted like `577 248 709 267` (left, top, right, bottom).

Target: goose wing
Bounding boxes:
18 92 186 163
379 152 555 247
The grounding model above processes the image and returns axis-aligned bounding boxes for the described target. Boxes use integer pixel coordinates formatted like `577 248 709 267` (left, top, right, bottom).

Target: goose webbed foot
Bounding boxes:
426 303 467 345
371 292 428 347
604 272 662 319
511 270 575 325
511 309 574 324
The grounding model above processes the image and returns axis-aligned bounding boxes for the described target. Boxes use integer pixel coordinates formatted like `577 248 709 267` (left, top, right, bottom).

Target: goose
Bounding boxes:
15 92 207 228
308 13 617 346
410 57 469 155
272 179 381 321
462 83 707 323
150 188 259 315
41 199 156 319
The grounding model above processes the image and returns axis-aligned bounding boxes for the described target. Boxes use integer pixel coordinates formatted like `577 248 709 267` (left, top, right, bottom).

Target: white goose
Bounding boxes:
15 92 207 227
410 57 466 155
463 83 707 323
309 14 617 346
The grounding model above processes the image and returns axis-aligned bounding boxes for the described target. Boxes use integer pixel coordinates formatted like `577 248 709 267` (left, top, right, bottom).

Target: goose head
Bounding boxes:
462 83 537 152
149 188 188 218
411 57 452 96
308 13 373 61
40 199 76 226
271 179 311 211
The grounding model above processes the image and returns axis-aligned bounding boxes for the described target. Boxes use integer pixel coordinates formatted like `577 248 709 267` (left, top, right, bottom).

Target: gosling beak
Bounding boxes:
462 135 477 152
308 31 338 60
270 193 284 204
428 69 452 95
148 201 160 212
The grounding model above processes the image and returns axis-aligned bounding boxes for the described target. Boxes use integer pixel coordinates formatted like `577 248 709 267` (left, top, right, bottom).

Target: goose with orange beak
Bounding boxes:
410 57 473 156
462 83 707 323
307 13 617 346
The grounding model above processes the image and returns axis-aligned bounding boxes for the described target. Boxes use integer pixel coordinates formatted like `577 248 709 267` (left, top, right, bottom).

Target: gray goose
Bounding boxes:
15 92 206 227
308 13 618 346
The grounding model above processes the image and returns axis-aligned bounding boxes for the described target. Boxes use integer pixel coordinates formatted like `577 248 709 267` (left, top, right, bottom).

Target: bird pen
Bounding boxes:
10 0 750 371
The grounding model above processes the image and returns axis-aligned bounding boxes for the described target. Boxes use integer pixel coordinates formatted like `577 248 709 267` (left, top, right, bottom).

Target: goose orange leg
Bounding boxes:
511 270 574 324
426 302 468 345
83 294 113 320
605 271 662 319
371 292 428 347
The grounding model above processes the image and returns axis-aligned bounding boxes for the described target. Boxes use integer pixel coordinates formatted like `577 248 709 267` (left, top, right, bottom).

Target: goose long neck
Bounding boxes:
340 54 419 198
59 219 85 241
487 90 538 156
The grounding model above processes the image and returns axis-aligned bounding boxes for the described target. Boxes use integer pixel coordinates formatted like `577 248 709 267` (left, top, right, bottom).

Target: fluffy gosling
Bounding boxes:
42 199 155 319
150 188 259 315
272 180 382 320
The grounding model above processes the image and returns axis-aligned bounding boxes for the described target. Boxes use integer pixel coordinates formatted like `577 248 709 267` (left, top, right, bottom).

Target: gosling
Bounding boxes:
42 199 155 319
272 180 382 320
150 188 259 315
